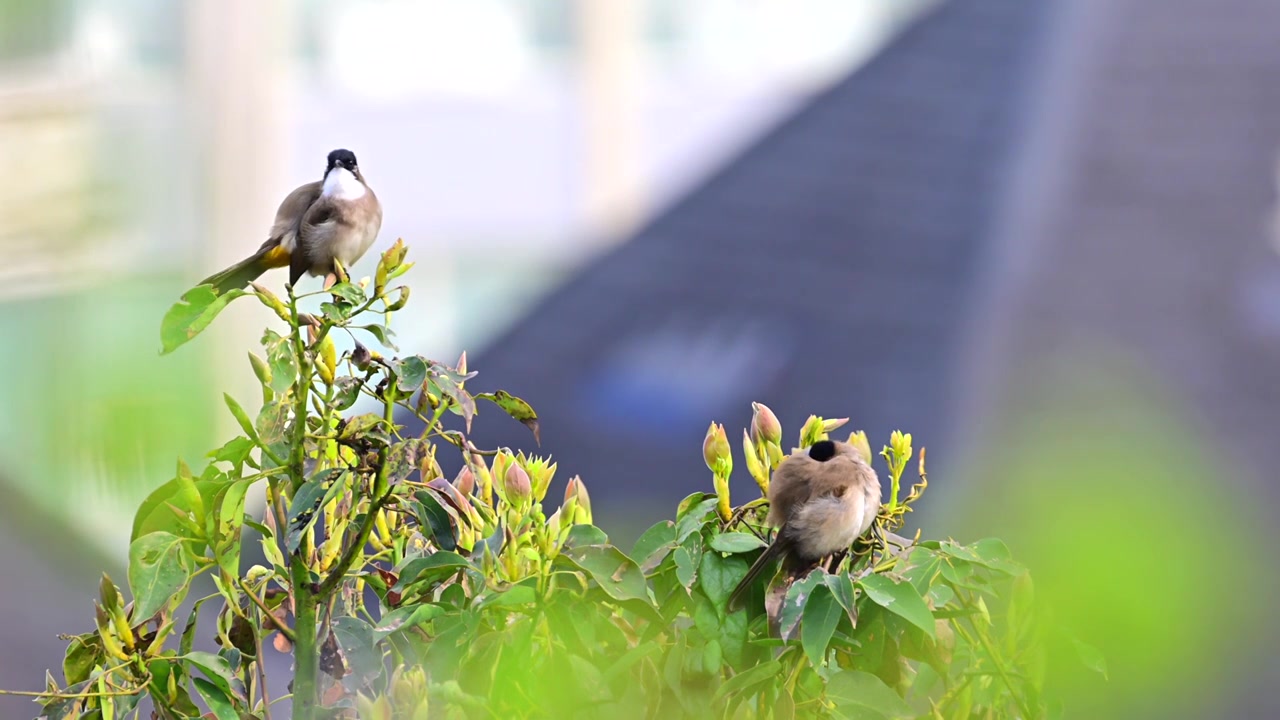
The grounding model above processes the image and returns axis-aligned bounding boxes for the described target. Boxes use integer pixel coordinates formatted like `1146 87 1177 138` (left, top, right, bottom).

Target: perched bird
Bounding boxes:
727 439 881 611
199 148 383 295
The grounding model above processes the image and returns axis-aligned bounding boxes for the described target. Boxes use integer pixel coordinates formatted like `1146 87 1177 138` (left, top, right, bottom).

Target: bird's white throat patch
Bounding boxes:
323 167 366 200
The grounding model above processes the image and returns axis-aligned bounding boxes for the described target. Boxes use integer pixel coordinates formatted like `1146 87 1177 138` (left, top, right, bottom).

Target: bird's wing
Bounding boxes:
257 179 322 252
296 199 341 253
262 181 323 252
766 457 813 527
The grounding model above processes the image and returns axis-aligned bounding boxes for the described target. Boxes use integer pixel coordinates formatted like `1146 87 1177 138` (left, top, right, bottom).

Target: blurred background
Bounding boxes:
2 0 1279 717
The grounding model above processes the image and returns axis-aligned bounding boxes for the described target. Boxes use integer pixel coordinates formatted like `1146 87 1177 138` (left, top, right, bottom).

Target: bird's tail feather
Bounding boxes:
728 538 788 612
198 246 276 296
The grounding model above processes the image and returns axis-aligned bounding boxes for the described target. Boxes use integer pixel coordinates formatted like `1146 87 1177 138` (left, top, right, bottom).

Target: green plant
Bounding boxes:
16 241 1097 719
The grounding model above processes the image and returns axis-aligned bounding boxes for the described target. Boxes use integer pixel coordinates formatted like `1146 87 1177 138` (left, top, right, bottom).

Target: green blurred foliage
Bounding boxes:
0 0 74 62
0 278 216 536
942 367 1277 718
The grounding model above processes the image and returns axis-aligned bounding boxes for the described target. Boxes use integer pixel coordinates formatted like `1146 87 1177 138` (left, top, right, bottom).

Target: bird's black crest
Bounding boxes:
808 440 837 462
326 149 358 171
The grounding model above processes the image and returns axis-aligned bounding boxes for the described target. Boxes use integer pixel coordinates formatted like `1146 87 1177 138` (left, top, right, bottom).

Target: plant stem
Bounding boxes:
316 494 386 598
289 557 318 719
285 283 321 719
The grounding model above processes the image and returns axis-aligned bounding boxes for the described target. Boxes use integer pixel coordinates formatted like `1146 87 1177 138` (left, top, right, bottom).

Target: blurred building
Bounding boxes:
3 0 1280 717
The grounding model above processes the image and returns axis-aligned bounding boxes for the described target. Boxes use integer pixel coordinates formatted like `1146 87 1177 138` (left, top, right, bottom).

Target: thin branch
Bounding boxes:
238 577 295 643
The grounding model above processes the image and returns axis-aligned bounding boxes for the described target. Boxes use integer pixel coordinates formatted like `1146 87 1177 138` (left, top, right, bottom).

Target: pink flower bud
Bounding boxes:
504 463 532 503
455 465 475 496
751 402 782 445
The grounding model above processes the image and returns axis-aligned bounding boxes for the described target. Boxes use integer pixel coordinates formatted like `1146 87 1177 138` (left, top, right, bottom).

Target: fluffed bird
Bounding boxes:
727 439 881 611
198 149 383 295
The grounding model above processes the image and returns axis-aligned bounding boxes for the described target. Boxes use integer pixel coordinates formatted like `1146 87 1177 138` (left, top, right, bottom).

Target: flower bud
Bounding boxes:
317 334 337 385
890 430 913 459
518 452 557 502
846 430 873 465
563 475 592 525
750 402 782 445
504 462 532 505
799 415 826 448
742 430 769 493
455 465 475 496
821 417 849 433
248 352 272 388
250 282 292 322
702 422 733 478
467 443 494 505
419 448 443 483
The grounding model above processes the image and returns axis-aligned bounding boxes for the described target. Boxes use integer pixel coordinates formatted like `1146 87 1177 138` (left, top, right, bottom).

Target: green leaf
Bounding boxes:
160 286 247 354
386 438 426 485
674 533 702 589
375 604 445 636
61 633 102 687
1071 637 1109 680
395 356 428 392
858 574 936 639
128 532 193 620
212 479 251 575
332 617 383 687
476 390 541 445
328 282 366 304
558 545 648 602
132 476 204 544
564 524 609 548
191 677 238 720
824 571 858 623
340 412 387 441
475 583 538 610
631 521 676 566
182 651 240 701
718 603 749 666
964 537 1026 575
698 547 748 608
333 376 362 410
430 372 476 432
675 495 718 542
320 300 352 324
801 585 841 666
262 331 297 395
709 532 766 554
778 571 825 641
825 670 913 719
207 437 256 469
222 394 261 447
286 475 330 554
711 659 783 702
180 595 218 657
393 552 473 591
413 490 458 552
358 323 398 350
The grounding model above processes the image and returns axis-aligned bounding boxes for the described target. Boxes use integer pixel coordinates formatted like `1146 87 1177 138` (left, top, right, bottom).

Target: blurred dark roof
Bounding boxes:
403 0 1052 528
